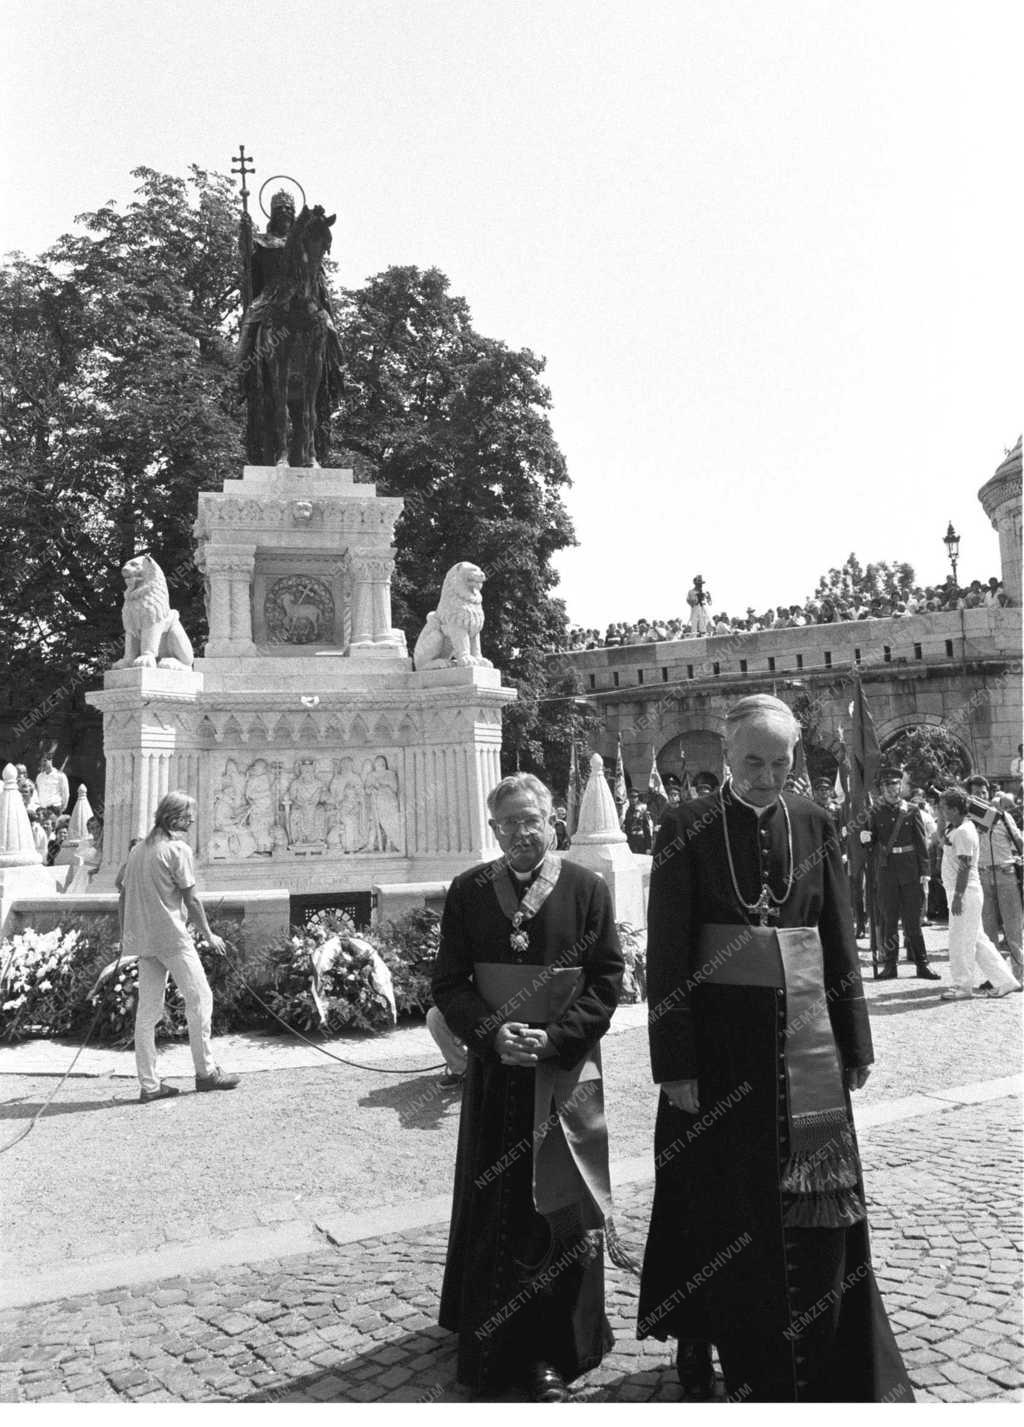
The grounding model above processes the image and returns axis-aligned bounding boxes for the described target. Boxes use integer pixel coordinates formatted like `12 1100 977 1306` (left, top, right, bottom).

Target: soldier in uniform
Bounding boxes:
860 768 939 980
622 788 654 853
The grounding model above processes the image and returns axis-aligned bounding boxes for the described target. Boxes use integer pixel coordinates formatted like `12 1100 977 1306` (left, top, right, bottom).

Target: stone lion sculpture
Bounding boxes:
412 561 493 671
113 555 195 670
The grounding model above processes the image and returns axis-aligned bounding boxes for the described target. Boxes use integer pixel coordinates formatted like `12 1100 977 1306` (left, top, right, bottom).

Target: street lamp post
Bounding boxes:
943 521 960 587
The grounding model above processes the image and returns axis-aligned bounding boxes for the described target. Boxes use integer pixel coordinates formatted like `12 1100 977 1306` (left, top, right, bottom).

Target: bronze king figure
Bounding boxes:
232 147 343 468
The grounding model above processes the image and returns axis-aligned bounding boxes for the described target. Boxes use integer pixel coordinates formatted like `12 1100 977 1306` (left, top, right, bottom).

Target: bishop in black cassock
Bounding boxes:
638 696 912 1402
432 776 623 1399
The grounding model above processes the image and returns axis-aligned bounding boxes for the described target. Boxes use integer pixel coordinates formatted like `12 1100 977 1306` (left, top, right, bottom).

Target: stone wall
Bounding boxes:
546 608 1022 786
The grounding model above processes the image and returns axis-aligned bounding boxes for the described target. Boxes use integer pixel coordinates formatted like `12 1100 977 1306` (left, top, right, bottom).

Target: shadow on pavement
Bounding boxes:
866 987 947 1016
238 1327 697 1404
241 1326 467 1403
357 1073 462 1131
0 1095 127 1120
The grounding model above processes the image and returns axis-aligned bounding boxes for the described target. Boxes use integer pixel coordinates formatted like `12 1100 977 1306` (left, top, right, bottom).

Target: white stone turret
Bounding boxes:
0 764 40 868
573 754 628 843
978 436 1022 606
67 785 95 844
563 754 646 926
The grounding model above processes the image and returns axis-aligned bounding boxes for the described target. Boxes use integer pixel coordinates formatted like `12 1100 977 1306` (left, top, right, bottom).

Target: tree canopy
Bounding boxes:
0 166 576 776
813 554 916 607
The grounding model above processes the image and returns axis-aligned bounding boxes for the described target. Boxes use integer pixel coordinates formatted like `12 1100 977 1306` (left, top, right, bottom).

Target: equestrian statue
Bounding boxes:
234 151 343 468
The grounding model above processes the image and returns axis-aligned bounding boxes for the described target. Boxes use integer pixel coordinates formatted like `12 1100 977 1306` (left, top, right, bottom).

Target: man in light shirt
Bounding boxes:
119 790 240 1102
965 776 1022 985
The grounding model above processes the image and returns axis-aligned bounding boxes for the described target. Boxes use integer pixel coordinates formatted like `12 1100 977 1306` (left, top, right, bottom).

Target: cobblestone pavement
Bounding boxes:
0 1097 1019 1404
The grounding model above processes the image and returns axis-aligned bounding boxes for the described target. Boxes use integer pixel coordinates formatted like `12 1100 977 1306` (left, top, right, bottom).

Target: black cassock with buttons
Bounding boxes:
432 857 623 1394
638 784 912 1401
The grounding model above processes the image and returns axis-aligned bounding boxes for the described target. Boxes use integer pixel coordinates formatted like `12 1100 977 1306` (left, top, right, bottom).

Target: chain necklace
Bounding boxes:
720 785 795 926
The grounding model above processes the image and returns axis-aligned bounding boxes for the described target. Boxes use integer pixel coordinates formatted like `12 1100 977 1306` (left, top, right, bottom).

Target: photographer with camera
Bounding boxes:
965 776 1023 986
938 788 1021 1001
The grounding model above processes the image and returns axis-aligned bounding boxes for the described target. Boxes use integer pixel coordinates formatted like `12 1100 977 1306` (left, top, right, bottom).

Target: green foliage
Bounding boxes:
373 906 441 1016
0 166 242 739
882 726 971 789
813 554 916 606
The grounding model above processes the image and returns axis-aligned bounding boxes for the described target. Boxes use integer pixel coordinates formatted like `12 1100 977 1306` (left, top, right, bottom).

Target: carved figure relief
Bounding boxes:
208 752 403 858
264 575 334 644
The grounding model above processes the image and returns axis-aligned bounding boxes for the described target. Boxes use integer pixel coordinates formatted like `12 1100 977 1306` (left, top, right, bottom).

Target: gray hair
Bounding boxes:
148 790 196 844
725 695 800 744
487 773 553 817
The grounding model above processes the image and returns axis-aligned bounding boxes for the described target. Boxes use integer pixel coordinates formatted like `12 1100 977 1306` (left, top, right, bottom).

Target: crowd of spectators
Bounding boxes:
557 575 1012 651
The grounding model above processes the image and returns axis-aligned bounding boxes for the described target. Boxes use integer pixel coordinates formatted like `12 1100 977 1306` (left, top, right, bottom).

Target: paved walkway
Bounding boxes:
0 927 1020 1402
0 1093 1019 1404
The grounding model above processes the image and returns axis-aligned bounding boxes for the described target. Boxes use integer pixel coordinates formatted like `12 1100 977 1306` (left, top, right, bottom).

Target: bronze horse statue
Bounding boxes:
249 205 342 467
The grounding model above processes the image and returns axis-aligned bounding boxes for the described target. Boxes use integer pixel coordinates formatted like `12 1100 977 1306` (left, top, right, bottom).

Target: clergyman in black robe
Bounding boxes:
638 694 913 1402
432 773 624 1400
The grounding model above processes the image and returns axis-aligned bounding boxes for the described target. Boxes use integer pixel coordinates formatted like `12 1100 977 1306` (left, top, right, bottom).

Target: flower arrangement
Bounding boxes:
262 918 397 1034
374 907 440 1016
0 928 91 1041
616 923 647 1003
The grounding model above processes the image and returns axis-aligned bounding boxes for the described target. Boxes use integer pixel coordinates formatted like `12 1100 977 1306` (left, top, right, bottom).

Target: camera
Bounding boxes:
927 783 999 831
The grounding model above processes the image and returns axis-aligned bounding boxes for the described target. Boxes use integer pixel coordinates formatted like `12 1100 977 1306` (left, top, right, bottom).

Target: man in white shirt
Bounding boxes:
34 755 69 814
965 776 1023 984
938 788 1020 1000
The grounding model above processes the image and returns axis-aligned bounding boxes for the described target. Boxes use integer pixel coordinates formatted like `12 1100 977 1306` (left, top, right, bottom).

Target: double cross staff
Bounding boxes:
231 144 255 310
231 143 255 217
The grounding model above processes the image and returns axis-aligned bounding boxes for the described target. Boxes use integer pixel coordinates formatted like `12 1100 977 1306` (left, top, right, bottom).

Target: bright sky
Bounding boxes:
2 0 1021 630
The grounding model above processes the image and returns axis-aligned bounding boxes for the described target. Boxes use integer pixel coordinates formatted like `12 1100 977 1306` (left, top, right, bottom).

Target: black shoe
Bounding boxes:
195 1067 240 1092
139 1081 181 1104
438 1070 465 1090
977 981 993 992
675 1340 714 1400
915 966 940 980
875 968 898 980
526 1362 568 1403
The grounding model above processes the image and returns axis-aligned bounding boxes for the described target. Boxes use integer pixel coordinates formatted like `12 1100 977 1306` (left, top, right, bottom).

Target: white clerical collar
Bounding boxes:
508 858 546 882
725 777 779 818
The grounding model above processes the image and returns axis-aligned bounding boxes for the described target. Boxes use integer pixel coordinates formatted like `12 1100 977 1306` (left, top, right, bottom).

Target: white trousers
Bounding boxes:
426 1005 468 1075
944 884 1019 994
135 946 216 1092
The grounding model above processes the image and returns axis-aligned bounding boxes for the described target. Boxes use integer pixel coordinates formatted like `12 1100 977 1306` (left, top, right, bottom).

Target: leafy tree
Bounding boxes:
881 726 971 789
1 172 577 778
813 554 916 607
0 165 241 756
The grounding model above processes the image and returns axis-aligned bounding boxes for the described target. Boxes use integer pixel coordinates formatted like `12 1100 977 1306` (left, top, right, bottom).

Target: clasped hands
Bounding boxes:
495 1021 553 1066
661 1064 871 1112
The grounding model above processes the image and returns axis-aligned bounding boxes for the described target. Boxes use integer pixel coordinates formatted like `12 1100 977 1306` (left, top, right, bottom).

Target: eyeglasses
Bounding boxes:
493 816 548 835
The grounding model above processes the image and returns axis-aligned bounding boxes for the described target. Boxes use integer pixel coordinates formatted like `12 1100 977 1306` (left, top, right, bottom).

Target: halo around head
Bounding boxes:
259 174 306 219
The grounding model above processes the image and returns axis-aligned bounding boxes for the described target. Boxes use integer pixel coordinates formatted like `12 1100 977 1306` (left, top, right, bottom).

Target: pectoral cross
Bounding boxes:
752 886 781 926
231 144 255 216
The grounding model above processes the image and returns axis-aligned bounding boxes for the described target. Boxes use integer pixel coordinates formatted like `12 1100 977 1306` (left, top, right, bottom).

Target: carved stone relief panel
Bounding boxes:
208 750 403 859
251 555 348 647
264 575 335 645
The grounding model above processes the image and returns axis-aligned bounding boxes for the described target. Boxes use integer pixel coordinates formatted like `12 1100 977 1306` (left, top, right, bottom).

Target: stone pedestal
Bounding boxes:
85 468 517 913
564 754 647 927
